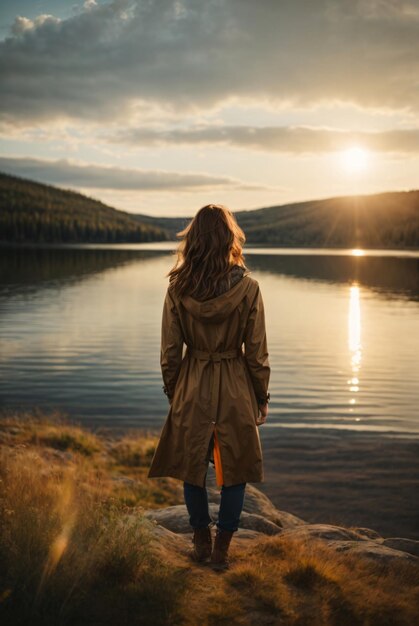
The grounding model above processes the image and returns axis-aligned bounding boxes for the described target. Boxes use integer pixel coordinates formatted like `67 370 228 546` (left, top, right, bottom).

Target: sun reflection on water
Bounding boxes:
348 283 362 419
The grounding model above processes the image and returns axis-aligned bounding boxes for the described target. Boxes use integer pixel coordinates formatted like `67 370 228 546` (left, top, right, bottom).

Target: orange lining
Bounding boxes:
213 426 224 487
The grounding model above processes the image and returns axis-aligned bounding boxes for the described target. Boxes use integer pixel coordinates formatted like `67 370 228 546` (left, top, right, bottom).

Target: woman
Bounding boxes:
147 203 271 571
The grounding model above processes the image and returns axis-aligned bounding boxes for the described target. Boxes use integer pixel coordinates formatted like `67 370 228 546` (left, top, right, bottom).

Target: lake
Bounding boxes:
1 244 418 537
1 244 418 434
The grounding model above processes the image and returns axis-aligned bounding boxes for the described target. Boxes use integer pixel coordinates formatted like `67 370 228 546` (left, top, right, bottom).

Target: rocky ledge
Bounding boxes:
138 478 419 564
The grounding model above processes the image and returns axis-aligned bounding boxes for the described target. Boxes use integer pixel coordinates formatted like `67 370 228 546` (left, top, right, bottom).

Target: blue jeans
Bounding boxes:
183 470 246 532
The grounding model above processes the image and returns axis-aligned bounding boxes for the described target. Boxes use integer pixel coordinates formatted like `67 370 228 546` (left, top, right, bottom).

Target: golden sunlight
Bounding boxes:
348 284 362 414
340 146 370 173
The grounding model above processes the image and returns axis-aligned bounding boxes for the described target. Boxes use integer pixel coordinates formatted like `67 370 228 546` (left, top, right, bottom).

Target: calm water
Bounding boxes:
1 244 418 436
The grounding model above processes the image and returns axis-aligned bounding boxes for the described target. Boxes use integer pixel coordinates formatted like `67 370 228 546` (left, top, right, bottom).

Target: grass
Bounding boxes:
1 408 419 626
198 536 419 626
0 408 188 625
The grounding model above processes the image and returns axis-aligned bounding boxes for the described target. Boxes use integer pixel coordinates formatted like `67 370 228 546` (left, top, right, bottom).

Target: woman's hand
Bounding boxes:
256 402 268 426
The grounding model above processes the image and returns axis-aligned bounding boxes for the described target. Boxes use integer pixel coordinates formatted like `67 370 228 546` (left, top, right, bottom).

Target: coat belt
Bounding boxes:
187 347 243 419
188 347 243 361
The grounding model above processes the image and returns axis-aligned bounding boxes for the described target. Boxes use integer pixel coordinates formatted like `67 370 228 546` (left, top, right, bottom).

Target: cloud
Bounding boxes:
106 124 419 154
11 14 61 36
83 1 98 10
0 155 265 191
0 0 418 127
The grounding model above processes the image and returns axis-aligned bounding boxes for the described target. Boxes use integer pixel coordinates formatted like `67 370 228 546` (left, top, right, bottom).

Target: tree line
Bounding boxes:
0 172 169 244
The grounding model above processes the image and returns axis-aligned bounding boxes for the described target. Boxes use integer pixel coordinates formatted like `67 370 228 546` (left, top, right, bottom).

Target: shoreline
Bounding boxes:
1 240 419 254
2 410 418 624
86 419 419 540
257 425 419 541
3 409 418 540
121 422 417 541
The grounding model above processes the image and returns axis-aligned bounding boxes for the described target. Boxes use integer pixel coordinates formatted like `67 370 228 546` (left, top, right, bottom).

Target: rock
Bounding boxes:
209 504 282 535
280 524 369 542
142 503 283 535
142 505 192 533
351 527 383 540
380 537 419 558
131 517 191 567
140 482 418 564
229 529 262 540
331 540 418 562
206 479 307 529
275 525 419 562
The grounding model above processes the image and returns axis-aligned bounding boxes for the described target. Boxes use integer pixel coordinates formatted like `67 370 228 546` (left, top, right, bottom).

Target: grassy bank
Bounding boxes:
0 408 418 625
0 408 186 625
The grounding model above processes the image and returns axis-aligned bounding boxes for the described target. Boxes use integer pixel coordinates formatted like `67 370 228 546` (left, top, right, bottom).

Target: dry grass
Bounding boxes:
0 407 183 509
0 408 188 625
1 408 419 626
192 534 419 626
109 434 156 467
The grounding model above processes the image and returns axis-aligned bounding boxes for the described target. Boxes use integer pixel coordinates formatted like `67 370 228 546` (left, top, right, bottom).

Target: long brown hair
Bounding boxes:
167 203 248 301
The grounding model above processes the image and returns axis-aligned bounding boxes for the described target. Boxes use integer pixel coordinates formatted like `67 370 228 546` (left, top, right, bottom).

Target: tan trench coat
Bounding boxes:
147 272 271 488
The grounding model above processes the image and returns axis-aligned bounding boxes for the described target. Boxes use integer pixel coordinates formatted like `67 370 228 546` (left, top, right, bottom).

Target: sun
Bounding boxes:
340 146 369 173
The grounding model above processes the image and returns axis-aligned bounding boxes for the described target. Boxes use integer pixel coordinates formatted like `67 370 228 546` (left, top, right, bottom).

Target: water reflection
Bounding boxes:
0 247 168 298
0 245 418 434
348 284 362 420
1 246 418 303
244 253 419 303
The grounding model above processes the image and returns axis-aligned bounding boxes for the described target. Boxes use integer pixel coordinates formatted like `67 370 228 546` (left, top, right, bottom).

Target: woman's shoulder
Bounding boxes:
242 273 260 291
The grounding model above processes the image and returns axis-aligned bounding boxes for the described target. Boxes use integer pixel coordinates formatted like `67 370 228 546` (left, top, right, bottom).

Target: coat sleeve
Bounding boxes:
160 287 185 403
243 284 271 405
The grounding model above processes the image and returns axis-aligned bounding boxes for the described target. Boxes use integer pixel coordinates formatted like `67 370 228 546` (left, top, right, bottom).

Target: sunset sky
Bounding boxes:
0 0 418 216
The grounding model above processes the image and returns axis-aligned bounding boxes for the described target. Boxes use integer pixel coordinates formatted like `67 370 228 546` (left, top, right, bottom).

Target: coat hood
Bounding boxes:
179 265 252 324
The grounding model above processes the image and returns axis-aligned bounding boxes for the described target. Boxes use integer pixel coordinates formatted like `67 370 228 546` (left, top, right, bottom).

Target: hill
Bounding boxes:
0 409 418 625
0 172 169 244
233 191 419 249
131 190 419 249
1 170 418 248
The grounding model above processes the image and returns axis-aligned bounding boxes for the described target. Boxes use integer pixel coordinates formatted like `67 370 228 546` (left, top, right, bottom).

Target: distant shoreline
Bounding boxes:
1 241 419 254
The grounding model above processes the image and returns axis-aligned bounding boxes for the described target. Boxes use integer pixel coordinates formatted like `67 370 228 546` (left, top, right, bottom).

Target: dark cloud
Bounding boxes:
0 155 263 191
106 124 419 153
0 0 418 126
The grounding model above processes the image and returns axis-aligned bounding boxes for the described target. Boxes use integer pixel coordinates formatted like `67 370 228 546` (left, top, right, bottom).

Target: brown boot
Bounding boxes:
188 526 212 562
209 527 234 571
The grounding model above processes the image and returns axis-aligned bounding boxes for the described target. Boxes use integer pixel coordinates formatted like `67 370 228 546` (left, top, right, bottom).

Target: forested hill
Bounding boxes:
1 170 418 248
0 172 169 244
142 190 419 249
232 191 419 249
